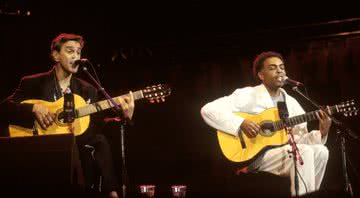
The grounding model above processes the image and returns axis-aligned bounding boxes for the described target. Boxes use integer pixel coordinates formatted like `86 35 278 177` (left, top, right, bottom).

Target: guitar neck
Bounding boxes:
274 105 337 131
76 90 143 117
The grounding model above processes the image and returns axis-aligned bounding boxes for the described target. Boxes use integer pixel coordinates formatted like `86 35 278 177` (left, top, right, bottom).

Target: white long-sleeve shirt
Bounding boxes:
200 84 327 145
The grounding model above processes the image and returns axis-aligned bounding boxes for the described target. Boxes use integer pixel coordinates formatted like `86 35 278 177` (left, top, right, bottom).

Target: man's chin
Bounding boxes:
276 81 285 87
272 83 284 89
70 66 79 73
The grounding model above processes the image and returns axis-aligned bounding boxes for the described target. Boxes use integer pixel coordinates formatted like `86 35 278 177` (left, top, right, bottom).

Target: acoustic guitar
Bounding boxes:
216 100 357 164
9 84 171 137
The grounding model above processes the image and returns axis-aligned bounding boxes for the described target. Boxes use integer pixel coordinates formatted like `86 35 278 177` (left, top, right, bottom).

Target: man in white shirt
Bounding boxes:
200 51 332 196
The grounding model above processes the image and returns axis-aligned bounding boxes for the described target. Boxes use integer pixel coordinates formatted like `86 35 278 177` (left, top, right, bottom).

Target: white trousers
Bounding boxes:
256 144 329 196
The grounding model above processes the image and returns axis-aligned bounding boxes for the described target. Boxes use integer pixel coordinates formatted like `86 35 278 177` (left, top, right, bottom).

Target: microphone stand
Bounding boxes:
291 86 359 197
279 102 303 197
287 125 304 197
81 64 131 198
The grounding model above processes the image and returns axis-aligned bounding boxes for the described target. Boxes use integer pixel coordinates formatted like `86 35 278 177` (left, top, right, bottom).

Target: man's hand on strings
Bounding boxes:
240 119 261 138
32 104 56 129
317 107 332 137
118 91 135 119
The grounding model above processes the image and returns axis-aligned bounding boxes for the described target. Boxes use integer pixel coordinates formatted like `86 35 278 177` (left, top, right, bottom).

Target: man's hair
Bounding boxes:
252 51 284 82
50 33 84 52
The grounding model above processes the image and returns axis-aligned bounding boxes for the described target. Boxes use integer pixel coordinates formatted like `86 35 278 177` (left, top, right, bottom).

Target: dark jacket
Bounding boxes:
0 67 119 192
0 67 101 142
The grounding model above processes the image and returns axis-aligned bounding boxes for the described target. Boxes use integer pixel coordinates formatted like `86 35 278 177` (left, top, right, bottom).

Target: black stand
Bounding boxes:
81 64 131 198
291 86 359 197
339 129 354 197
120 124 127 198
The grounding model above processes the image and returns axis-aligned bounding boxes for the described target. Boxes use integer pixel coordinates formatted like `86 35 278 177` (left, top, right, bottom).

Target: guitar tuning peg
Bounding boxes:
150 99 155 103
161 97 165 102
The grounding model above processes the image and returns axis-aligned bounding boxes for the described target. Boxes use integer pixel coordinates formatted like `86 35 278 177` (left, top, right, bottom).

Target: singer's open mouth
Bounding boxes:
276 76 285 82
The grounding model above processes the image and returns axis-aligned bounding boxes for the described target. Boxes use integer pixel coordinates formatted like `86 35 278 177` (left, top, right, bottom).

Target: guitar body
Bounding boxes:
9 94 90 137
217 108 288 163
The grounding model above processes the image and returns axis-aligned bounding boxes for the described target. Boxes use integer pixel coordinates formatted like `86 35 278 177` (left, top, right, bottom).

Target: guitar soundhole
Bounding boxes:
55 109 67 126
259 121 275 137
58 112 65 120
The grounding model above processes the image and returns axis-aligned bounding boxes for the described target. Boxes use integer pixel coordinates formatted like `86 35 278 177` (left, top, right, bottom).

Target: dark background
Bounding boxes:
1 1 360 197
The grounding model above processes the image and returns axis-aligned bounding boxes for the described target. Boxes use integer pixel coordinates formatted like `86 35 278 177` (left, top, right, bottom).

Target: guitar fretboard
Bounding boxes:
273 105 338 131
76 90 144 117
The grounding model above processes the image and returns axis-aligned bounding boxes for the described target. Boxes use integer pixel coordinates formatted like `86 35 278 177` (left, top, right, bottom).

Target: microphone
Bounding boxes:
63 92 75 123
277 101 289 121
74 58 89 66
283 76 304 86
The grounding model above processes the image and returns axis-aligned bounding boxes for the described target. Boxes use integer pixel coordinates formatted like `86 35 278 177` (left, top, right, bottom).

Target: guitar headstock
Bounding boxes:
143 84 171 103
336 99 358 117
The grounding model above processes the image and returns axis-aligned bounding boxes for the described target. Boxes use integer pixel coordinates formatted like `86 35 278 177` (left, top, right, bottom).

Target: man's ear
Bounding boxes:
257 71 264 81
52 51 59 62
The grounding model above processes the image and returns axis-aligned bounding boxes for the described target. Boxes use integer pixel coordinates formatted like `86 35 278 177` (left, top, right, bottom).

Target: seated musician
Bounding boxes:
200 51 332 196
0 33 135 198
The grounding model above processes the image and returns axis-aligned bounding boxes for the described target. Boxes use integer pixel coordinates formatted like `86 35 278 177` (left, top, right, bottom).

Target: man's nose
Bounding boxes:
276 67 284 73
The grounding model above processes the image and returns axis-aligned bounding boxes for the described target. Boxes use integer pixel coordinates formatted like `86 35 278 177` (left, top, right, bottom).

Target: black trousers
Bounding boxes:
76 133 118 193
